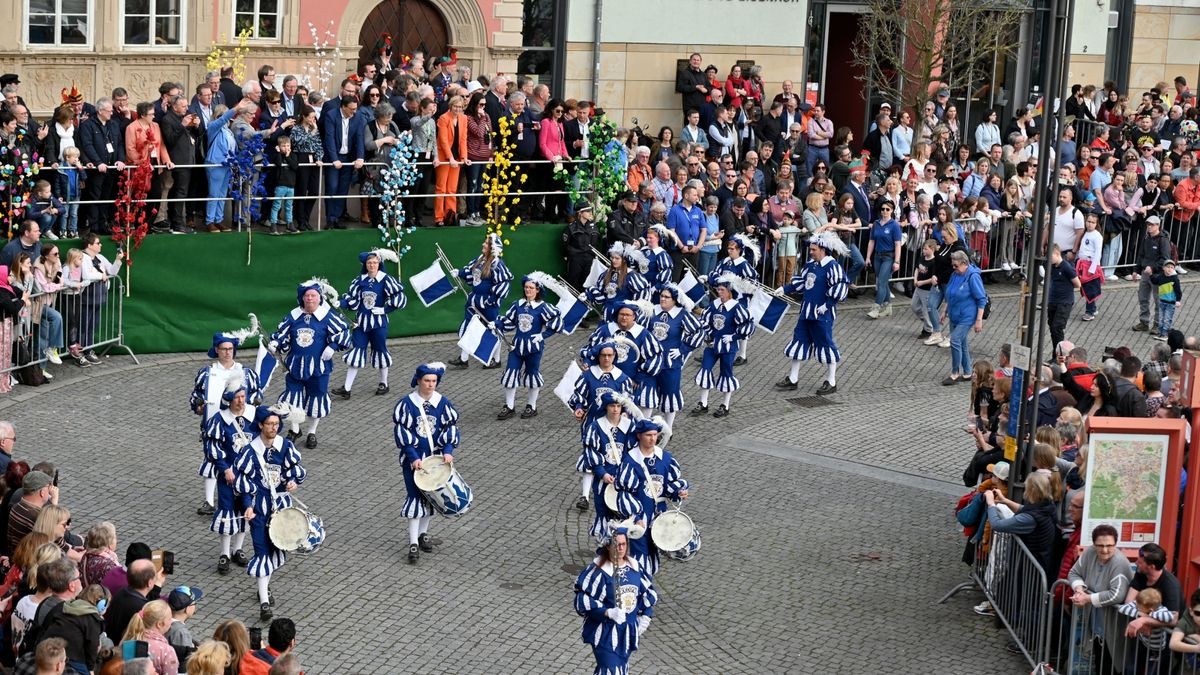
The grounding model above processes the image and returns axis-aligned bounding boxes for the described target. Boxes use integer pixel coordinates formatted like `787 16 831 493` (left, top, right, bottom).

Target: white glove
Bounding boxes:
636 615 651 636
720 335 733 347
268 340 279 352
579 292 589 302
320 346 335 361
370 307 385 315
815 304 828 317
531 334 544 347
668 348 681 362
605 608 626 625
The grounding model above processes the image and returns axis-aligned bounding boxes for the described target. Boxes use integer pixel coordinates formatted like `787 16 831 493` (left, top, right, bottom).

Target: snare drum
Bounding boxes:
608 515 646 539
602 483 620 512
650 509 701 562
268 506 326 554
414 455 474 516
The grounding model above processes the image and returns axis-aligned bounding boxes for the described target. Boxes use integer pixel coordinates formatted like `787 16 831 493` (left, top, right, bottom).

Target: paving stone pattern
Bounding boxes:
0 277 1181 673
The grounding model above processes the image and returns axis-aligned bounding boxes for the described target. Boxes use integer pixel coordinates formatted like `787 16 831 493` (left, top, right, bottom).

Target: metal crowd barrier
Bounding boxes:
1 276 137 384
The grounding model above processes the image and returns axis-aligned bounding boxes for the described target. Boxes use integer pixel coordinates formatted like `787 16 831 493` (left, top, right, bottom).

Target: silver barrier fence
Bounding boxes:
1043 578 1200 675
1 275 137 384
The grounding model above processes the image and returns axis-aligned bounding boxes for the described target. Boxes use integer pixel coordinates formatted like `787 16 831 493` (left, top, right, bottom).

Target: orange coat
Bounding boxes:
435 112 468 165
125 120 169 167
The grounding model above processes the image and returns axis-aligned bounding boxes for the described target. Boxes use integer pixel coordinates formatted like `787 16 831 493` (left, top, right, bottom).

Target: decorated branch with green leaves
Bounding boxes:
553 115 625 222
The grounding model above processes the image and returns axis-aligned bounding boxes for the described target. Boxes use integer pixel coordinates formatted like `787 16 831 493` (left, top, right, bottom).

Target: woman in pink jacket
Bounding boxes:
538 98 569 223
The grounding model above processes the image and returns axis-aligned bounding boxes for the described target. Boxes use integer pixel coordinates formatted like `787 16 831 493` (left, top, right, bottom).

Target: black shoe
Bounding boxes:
1132 322 1150 332
217 555 230 575
418 533 434 552
231 549 248 566
73 354 90 367
941 375 960 386
260 603 273 621
815 381 837 395
520 405 537 419
712 404 729 418
775 377 798 390
689 403 709 416
305 433 317 449
287 223 298 234
197 501 215 516
269 224 281 236
496 406 515 420
84 350 101 364
332 385 352 400
734 356 747 366
918 329 931 339
408 544 420 563
375 383 390 396
449 357 469 369
481 360 500 369
575 495 589 511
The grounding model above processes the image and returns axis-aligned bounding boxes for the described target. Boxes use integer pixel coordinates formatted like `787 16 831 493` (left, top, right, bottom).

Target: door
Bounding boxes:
358 0 450 69
822 10 869 146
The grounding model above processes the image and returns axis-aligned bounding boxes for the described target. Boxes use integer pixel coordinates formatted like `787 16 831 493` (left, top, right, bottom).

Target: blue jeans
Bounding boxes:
926 285 944 333
843 243 865 285
269 185 295 224
873 253 894 305
949 320 973 375
1158 300 1176 337
698 248 719 276
465 162 486 215
39 305 64 355
807 145 830 176
1101 233 1122 273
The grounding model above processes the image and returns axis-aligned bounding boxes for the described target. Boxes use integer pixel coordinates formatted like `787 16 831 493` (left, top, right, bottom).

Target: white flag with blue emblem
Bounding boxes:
411 259 456 307
456 315 501 365
678 270 707 305
554 360 583 409
748 288 790 334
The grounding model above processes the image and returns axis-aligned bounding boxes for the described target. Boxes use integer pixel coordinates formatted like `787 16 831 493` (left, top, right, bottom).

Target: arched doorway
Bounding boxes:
357 0 450 69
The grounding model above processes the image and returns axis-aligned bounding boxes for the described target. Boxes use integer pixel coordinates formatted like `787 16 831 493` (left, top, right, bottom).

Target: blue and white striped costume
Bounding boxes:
270 305 350 418
494 299 562 388
234 434 306 577
640 245 673 289
694 299 753 392
574 556 657 675
585 269 651 322
580 322 664 401
456 256 512 336
644 306 703 412
578 415 634 539
569 366 634 439
614 446 689 578
189 363 262 478
783 256 848 363
708 253 759 336
393 391 461 518
340 271 406 369
203 405 259 535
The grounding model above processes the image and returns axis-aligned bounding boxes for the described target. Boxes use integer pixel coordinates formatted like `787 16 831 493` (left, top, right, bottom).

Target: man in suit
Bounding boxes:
484 76 508 135
219 67 242 108
322 95 366 230
506 91 541 220
78 97 126 234
187 84 218 227
674 52 708 123
841 160 872 226
278 75 306 119
563 101 591 219
319 79 361 132
160 95 201 234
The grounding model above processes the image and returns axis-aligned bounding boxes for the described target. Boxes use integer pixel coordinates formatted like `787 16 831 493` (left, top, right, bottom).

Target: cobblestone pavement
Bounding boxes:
0 276 1184 674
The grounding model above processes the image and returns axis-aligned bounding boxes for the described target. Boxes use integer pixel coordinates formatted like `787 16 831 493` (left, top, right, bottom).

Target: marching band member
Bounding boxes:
707 234 760 365
268 279 350 449
574 528 657 675
233 406 307 622
579 301 663 397
615 417 689 578
393 362 461 564
640 225 674 291
776 231 850 395
451 233 512 369
691 274 754 418
203 377 259 576
493 272 563 420
332 249 406 399
189 320 263 516
584 243 651 322
569 342 634 442
576 391 635 522
644 284 702 428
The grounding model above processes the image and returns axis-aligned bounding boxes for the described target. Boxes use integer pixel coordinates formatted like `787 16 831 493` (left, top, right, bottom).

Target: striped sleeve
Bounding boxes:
384 274 407 311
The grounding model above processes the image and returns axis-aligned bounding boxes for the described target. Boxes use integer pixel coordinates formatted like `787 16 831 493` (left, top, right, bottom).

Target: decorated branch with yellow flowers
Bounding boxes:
206 29 252 83
483 115 528 251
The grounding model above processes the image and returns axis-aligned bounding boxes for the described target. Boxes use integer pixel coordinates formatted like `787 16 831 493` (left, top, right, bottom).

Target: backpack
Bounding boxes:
15 595 64 660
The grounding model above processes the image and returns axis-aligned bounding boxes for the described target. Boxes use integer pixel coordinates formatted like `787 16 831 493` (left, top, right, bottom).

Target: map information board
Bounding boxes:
1081 432 1170 548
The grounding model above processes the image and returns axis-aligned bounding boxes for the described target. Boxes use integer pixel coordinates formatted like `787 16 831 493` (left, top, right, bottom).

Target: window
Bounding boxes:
122 0 184 47
26 0 91 47
519 0 558 84
235 0 280 40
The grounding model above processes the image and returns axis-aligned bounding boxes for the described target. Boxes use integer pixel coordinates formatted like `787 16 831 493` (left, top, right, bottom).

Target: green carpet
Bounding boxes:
103 225 565 353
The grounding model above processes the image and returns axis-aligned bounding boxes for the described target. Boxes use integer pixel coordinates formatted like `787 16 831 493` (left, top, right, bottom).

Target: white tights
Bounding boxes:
407 515 433 545
219 532 247 557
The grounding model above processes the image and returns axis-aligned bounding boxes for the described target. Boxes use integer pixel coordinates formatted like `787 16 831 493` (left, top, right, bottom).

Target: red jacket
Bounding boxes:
1172 178 1200 223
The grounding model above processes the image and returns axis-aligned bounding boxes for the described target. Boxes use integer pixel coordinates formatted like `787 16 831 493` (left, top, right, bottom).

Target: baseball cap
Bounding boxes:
1164 259 1176 267
167 585 203 611
986 462 1011 481
1146 215 1162 225
22 471 51 493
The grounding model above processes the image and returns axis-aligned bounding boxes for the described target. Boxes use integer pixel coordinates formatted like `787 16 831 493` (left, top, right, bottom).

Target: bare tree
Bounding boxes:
851 0 1025 118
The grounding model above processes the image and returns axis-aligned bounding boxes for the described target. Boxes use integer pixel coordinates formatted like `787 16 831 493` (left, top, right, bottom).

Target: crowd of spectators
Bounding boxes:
0 435 305 674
